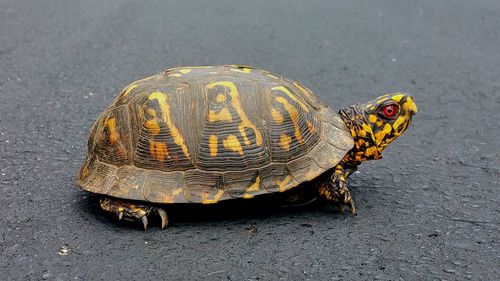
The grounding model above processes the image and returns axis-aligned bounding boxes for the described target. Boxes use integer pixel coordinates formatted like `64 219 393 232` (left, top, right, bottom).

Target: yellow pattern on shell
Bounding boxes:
209 135 218 157
144 109 160 135
216 94 226 103
306 120 316 133
277 175 292 192
150 140 168 161
223 134 244 155
148 92 190 159
208 108 232 122
206 81 263 146
230 67 252 73
106 117 120 143
201 189 225 204
243 176 261 199
271 108 284 124
293 82 314 100
275 96 304 143
246 176 261 193
122 84 138 98
271 86 309 112
279 133 292 150
179 69 192 74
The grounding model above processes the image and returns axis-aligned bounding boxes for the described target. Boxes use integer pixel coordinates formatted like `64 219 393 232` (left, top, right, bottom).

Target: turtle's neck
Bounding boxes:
338 105 381 164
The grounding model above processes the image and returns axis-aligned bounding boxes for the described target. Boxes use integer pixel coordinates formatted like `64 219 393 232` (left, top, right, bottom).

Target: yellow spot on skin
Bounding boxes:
375 131 386 145
350 129 357 137
271 108 284 124
106 117 120 143
173 188 183 196
275 96 304 143
148 92 190 158
376 98 388 104
392 94 404 102
356 139 365 148
279 133 292 150
209 135 218 157
216 94 226 103
368 114 378 123
122 84 138 98
223 135 244 155
392 116 406 131
403 96 418 114
365 146 378 157
376 120 384 127
370 106 376 111
168 73 182 77
208 108 232 122
179 69 192 74
207 81 263 146
267 74 279 79
201 189 225 204
357 128 366 137
272 86 309 112
277 175 292 192
374 124 393 146
362 123 372 134
150 140 168 161
383 123 392 134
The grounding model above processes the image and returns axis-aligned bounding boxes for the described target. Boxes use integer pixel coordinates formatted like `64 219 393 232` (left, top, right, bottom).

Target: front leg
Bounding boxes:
317 164 356 214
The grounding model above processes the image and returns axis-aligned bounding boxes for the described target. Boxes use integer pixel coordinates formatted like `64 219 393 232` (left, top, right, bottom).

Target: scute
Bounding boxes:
77 65 354 204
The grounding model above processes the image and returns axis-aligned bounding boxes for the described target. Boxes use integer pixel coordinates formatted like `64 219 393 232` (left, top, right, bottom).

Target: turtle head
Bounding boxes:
339 93 417 163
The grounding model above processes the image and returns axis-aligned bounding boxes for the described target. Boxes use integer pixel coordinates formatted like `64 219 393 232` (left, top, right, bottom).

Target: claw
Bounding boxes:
157 208 169 230
118 211 124 221
141 216 148 230
348 200 356 215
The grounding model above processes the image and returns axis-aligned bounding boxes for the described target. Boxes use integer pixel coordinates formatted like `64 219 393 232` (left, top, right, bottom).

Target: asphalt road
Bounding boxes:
1 0 499 280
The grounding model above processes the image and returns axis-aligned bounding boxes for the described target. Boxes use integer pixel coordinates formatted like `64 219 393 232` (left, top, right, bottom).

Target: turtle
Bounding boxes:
77 65 417 229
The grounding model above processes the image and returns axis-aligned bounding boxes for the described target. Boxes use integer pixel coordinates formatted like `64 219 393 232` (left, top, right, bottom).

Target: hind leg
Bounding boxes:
99 197 169 230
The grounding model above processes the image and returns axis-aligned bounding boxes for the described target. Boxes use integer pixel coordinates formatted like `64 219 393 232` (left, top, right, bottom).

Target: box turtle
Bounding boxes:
77 65 417 229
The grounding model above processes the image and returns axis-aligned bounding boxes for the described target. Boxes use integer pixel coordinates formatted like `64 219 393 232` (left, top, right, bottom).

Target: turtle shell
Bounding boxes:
77 65 354 204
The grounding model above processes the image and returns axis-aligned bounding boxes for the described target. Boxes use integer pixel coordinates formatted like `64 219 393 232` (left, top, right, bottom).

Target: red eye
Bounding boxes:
381 104 398 118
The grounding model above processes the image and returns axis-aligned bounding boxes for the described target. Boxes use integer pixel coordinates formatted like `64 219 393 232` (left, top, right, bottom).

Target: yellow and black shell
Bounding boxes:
77 65 354 204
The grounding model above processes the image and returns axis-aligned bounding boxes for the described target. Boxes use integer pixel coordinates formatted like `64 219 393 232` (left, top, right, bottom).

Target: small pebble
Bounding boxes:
58 244 72 256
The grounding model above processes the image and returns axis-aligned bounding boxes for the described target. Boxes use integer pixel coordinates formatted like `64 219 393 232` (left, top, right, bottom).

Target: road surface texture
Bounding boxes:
1 0 499 280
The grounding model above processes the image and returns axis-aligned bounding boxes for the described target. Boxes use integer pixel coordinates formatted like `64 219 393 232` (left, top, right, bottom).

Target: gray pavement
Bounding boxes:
1 0 499 280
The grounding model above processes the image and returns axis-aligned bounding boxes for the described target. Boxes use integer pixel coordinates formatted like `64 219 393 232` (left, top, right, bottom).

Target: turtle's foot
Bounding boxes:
318 171 356 214
99 197 169 230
